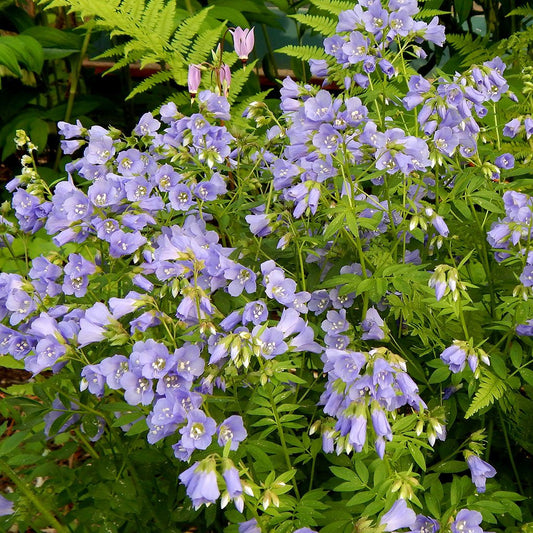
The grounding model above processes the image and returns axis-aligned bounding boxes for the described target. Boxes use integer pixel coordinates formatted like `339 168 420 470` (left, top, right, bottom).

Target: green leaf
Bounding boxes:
408 442 426 471
0 41 22 76
209 5 249 27
509 342 523 368
126 70 174 100
0 430 30 455
454 0 472 24
290 13 337 37
125 417 148 436
22 26 83 59
520 368 533 387
29 118 50 153
0 355 25 369
276 44 328 62
310 0 355 16
346 491 374 506
354 458 369 484
330 466 359 483
429 365 450 384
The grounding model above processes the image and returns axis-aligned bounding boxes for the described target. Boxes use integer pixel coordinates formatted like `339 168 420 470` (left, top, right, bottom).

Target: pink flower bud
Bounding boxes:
218 64 231 96
188 64 202 95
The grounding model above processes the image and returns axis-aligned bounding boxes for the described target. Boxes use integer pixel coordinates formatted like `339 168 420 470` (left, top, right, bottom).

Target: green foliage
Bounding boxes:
289 13 337 37
275 44 328 62
446 33 493 67
36 0 256 101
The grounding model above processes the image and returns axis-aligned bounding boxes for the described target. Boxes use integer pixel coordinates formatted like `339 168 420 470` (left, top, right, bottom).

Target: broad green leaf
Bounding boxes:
0 41 22 76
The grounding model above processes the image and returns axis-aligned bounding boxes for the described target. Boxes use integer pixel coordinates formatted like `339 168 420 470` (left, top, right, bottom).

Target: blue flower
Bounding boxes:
217 415 247 450
179 459 220 510
380 499 417 532
180 409 216 450
466 454 496 493
239 518 261 533
0 494 14 517
451 509 484 533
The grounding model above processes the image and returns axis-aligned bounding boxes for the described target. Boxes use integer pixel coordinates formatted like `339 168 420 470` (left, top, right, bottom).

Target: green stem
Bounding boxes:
261 23 278 79
498 407 524 494
0 457 69 532
74 428 100 460
267 388 301 500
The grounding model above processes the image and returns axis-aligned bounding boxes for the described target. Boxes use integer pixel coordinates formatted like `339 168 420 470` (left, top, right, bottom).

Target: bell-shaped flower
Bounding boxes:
231 27 255 62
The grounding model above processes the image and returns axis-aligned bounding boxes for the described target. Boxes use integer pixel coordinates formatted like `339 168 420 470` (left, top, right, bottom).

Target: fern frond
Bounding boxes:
122 0 144 25
188 23 225 66
446 33 492 66
158 3 178 46
126 69 174 100
172 7 212 56
100 54 142 75
93 42 126 61
290 13 337 37
309 0 354 16
228 59 258 104
507 6 533 17
415 8 450 19
276 44 328 62
465 371 507 418
140 0 164 30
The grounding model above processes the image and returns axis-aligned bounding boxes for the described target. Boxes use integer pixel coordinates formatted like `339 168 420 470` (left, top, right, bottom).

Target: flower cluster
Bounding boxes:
404 58 513 166
322 0 445 88
319 344 428 458
487 190 533 333
440 340 490 376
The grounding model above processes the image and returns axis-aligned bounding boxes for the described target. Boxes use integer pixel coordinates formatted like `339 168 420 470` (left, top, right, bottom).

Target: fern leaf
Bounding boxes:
276 44 327 62
309 0 354 16
188 23 225 66
140 0 165 32
446 33 492 66
465 371 507 418
126 69 174 100
290 13 337 37
415 8 450 19
228 59 258 104
159 3 178 46
121 0 145 26
172 7 212 56
507 6 533 17
93 42 126 61
101 53 143 75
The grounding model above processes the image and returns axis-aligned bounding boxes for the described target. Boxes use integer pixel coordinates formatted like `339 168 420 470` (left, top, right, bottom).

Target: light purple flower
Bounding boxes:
451 509 484 533
466 454 496 493
239 518 261 533
361 307 385 340
179 460 220 509
409 515 440 533
180 409 216 450
381 499 417 532
222 464 244 512
218 415 247 450
440 343 467 373
0 494 13 516
494 153 514 169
